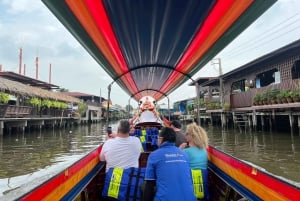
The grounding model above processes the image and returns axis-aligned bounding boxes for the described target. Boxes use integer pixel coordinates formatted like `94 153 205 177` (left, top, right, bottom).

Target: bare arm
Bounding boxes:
179 142 188 149
106 132 117 140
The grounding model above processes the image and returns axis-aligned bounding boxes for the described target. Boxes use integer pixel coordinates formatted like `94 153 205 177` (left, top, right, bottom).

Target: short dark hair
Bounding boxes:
171 120 181 129
159 127 176 143
118 120 130 134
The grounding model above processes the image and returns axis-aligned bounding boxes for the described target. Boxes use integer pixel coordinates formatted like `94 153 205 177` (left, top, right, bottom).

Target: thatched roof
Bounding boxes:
0 77 80 103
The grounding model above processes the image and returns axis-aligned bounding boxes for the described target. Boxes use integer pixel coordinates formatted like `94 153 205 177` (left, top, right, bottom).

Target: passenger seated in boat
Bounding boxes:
142 127 197 201
170 120 187 147
179 122 209 200
99 120 143 172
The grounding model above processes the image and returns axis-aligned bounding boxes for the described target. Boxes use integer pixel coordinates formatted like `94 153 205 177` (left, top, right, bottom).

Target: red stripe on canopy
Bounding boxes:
85 0 138 94
159 0 252 98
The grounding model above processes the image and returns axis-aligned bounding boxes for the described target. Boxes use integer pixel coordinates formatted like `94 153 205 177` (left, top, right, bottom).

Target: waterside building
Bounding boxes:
188 39 300 132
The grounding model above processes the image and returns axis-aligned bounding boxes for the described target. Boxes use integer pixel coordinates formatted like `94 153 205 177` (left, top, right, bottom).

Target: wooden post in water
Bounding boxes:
261 115 265 131
288 111 293 133
297 116 300 135
232 112 236 129
0 121 3 135
269 114 273 132
252 111 257 131
272 109 276 131
221 112 226 128
248 114 252 131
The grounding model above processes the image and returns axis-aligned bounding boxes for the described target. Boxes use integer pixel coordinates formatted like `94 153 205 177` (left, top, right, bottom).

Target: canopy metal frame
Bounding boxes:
106 65 201 126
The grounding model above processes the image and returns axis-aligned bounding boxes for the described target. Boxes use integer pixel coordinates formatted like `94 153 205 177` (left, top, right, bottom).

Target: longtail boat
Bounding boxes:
15 96 300 200
13 0 300 200
16 119 300 200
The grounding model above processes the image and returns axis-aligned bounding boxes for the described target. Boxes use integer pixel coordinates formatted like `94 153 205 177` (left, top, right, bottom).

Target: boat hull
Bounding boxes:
208 146 300 201
16 144 300 201
18 146 105 201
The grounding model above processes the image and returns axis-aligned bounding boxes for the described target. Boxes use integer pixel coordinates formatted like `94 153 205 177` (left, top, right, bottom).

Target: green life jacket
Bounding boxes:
191 169 208 199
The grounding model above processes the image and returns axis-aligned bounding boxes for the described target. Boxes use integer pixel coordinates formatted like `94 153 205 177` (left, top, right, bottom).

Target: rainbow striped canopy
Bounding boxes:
42 0 276 102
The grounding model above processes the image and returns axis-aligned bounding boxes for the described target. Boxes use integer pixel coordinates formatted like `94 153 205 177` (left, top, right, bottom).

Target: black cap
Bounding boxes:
171 120 181 129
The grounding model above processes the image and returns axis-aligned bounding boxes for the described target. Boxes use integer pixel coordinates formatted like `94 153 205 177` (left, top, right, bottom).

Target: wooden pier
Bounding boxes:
0 116 83 135
200 102 300 133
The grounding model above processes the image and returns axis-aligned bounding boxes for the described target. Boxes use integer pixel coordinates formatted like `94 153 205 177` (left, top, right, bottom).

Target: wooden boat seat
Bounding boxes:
139 152 151 168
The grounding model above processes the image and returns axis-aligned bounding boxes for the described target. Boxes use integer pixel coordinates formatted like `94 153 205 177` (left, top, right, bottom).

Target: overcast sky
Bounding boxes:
1 0 300 108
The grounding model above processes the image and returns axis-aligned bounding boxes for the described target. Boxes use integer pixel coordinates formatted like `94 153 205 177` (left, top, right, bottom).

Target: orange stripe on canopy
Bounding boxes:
159 0 253 96
67 0 138 95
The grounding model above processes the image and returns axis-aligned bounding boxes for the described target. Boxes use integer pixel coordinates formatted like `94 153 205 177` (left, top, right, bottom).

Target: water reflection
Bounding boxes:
0 123 108 179
206 125 300 183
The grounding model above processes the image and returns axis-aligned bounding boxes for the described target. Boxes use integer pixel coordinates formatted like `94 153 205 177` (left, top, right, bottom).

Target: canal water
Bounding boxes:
0 121 300 198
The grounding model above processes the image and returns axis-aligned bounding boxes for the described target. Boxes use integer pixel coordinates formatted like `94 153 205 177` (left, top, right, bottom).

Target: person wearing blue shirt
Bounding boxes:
142 127 196 201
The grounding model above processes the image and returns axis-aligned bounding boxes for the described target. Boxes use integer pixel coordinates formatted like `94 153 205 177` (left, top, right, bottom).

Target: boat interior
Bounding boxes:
25 1 300 201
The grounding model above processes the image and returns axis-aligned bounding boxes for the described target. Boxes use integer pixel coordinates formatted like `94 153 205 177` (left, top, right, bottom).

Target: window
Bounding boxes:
291 60 300 79
255 69 278 87
231 79 246 93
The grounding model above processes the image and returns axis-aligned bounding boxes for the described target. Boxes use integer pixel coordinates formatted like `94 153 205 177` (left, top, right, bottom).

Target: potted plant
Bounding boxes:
268 89 280 104
253 93 262 105
224 102 230 110
261 91 269 105
0 92 10 117
291 90 300 102
277 90 289 103
42 99 53 108
0 92 10 104
276 93 282 104
286 90 293 103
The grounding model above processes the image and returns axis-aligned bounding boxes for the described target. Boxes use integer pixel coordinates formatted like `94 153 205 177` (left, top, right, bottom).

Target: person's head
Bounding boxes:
117 120 130 134
171 120 182 129
185 122 208 149
158 127 176 146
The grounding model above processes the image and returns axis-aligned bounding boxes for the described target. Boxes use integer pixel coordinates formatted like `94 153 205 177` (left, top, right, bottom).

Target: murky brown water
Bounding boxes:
200 124 300 184
1 121 300 198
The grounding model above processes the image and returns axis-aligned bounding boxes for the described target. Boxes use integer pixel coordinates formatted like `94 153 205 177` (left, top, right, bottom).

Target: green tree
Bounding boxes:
0 92 10 104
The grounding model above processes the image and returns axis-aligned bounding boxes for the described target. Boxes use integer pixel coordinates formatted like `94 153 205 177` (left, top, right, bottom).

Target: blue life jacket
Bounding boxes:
102 167 146 201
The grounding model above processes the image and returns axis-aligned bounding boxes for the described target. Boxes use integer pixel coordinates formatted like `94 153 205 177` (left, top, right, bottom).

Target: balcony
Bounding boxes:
0 105 32 118
230 79 300 109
